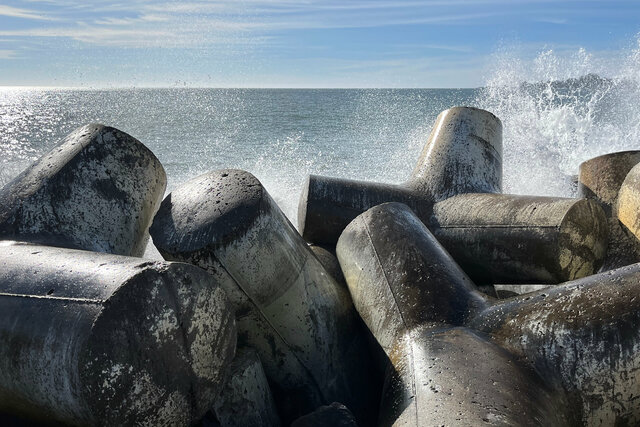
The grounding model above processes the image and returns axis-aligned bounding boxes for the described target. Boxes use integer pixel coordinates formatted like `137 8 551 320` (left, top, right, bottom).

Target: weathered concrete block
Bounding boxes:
300 108 607 284
299 106 502 245
291 402 357 427
337 203 571 425
0 124 166 256
431 193 608 283
212 349 280 427
380 326 569 426
0 242 236 426
617 162 640 254
150 170 377 424
309 244 346 288
337 202 488 353
470 262 640 426
339 202 640 425
579 151 640 269
406 106 502 198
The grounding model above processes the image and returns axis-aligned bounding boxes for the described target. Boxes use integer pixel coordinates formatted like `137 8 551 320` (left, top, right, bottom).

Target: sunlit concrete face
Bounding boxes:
150 169 377 425
301 107 608 284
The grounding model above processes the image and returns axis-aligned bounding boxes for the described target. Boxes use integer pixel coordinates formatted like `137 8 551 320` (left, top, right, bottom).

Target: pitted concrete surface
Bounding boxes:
337 203 572 426
0 242 236 426
579 151 640 270
0 124 166 257
151 170 377 425
471 263 640 426
407 106 502 199
212 348 281 427
337 202 488 354
431 193 608 283
298 106 501 246
298 107 607 284
381 326 570 426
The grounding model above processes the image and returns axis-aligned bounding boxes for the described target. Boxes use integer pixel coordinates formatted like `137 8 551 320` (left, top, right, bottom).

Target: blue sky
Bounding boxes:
0 0 639 87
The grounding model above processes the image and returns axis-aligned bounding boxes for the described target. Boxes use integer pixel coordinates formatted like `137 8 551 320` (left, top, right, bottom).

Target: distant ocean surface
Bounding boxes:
2 80 640 229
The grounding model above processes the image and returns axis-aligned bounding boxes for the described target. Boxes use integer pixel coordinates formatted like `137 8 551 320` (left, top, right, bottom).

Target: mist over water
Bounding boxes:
2 38 640 226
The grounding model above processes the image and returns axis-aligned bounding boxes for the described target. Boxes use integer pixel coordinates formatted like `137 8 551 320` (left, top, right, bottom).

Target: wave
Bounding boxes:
476 37 640 197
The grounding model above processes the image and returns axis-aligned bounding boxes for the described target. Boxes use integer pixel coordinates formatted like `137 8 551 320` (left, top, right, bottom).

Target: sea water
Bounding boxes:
2 42 640 230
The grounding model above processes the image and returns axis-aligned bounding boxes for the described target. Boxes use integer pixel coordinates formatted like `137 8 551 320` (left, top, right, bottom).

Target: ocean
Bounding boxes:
2 72 640 235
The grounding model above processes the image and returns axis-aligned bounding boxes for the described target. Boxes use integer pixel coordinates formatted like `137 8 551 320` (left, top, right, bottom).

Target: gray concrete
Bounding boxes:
337 202 489 354
380 326 570 426
150 169 377 425
299 106 501 245
431 193 608 283
336 203 572 426
212 348 280 427
470 262 640 426
579 151 640 269
309 244 346 288
291 402 357 427
0 242 236 427
299 108 607 284
405 106 502 198
617 162 640 257
304 186 608 284
0 124 166 257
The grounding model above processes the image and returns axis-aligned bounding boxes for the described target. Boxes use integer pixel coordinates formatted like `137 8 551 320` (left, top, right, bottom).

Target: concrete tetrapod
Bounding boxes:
336 203 574 426
470 263 640 426
0 242 236 427
212 348 281 427
322 190 607 285
299 106 502 245
300 109 608 284
150 169 376 424
617 162 640 251
0 124 166 256
431 193 608 283
578 151 640 269
309 244 346 288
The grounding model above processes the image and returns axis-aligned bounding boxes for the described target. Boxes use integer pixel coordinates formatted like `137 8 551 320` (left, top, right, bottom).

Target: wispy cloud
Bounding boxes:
0 0 604 50
93 14 169 26
0 49 17 59
0 0 503 49
535 17 568 24
0 4 55 21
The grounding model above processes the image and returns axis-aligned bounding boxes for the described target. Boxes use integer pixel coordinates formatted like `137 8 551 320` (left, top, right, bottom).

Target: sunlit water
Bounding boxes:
2 38 640 230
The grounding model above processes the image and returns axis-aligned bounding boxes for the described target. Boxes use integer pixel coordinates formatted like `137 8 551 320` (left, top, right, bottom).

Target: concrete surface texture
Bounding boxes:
579 151 640 270
150 169 377 425
0 242 236 426
212 348 281 427
337 203 571 426
471 262 640 426
299 107 608 285
0 124 166 257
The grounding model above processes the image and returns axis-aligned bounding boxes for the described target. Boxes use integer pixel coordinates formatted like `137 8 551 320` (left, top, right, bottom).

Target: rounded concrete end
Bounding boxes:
81 262 236 425
409 106 503 198
578 150 640 210
337 202 487 353
0 123 167 256
151 169 264 253
442 106 503 156
618 162 640 241
557 198 608 280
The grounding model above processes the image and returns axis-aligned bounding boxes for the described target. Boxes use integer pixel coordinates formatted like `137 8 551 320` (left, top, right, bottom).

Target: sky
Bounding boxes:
0 0 639 88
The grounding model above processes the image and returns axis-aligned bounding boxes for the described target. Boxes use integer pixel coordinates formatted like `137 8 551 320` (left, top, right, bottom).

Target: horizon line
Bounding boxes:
0 85 480 90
